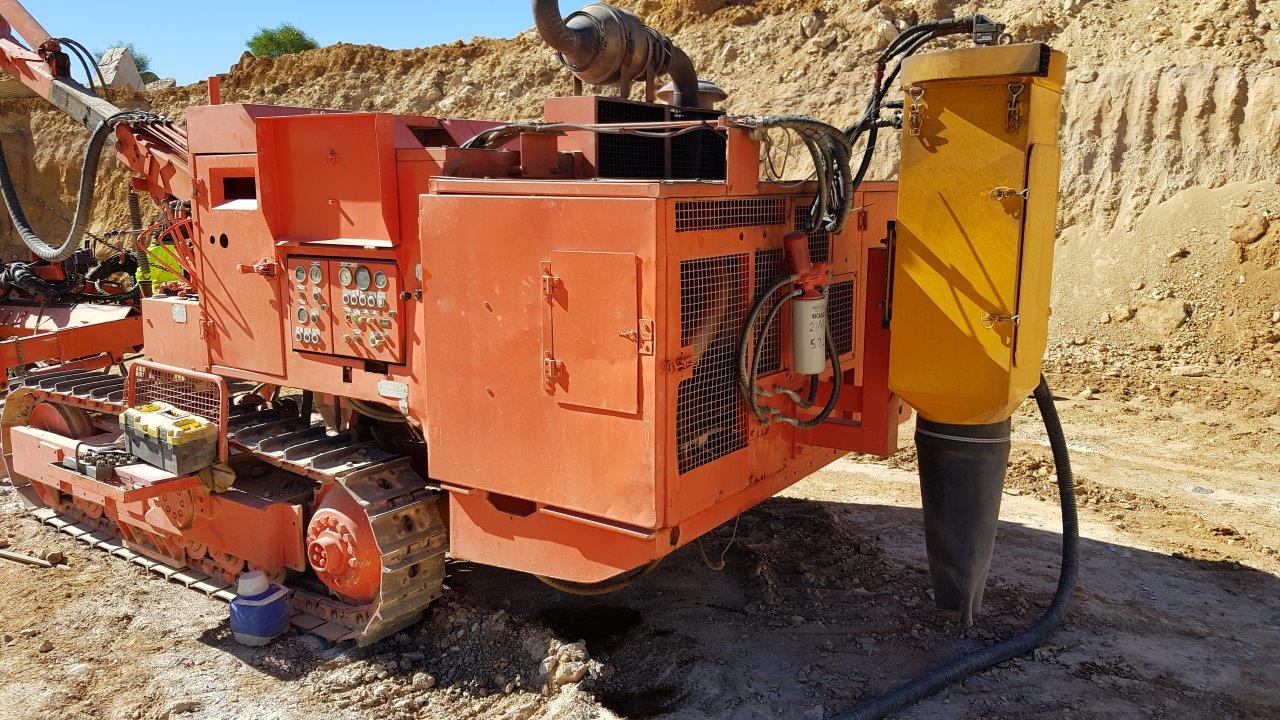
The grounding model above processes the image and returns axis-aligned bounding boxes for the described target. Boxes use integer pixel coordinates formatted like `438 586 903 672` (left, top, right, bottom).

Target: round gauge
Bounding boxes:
294 266 306 283
309 265 323 285
355 266 372 291
338 267 353 286
373 271 388 290
296 306 308 324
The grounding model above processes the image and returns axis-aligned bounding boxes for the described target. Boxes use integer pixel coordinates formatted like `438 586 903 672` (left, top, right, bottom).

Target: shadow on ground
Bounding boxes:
194 494 1280 720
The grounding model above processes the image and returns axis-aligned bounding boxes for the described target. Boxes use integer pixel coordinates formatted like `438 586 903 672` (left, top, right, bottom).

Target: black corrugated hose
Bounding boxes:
0 110 153 262
833 376 1078 719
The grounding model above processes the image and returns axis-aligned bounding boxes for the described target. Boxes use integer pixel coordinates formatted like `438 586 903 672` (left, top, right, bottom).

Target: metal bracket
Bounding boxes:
237 258 280 277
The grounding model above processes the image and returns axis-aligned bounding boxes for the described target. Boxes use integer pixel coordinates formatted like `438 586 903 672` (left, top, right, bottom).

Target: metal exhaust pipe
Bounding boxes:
530 0 705 108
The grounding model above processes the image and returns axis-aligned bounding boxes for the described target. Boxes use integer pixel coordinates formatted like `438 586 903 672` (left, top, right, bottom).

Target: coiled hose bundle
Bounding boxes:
0 110 156 263
738 115 855 234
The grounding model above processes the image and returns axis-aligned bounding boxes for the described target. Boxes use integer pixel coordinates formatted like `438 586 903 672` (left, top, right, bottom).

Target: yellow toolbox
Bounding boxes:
121 402 217 476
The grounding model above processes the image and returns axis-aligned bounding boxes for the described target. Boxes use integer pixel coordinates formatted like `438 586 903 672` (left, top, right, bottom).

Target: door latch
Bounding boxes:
989 187 1030 201
619 319 655 356
237 259 280 277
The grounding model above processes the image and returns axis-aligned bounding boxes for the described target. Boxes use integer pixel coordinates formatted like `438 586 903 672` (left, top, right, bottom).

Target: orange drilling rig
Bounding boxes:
0 2 1079 715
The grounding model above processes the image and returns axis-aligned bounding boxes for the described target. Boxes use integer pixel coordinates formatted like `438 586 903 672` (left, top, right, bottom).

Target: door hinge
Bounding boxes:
542 353 565 390
541 273 561 300
619 318 655 356
199 318 216 340
856 208 869 232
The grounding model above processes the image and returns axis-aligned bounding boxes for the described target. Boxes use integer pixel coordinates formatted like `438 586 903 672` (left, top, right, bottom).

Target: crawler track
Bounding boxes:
7 375 447 646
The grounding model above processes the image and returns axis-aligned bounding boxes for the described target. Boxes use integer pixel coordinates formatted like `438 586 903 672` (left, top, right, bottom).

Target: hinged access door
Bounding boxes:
543 250 640 414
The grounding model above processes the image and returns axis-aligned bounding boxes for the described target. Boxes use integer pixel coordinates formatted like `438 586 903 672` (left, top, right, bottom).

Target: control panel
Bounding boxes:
330 260 403 363
285 257 405 363
287 258 332 353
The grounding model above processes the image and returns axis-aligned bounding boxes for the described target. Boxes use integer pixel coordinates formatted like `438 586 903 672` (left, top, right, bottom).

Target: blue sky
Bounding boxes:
26 1 536 84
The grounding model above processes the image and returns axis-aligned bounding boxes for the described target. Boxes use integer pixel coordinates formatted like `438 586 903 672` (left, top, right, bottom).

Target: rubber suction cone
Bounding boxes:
915 417 1012 626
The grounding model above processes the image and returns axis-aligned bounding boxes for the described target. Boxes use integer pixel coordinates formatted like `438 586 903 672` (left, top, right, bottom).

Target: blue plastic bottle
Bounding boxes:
229 570 290 646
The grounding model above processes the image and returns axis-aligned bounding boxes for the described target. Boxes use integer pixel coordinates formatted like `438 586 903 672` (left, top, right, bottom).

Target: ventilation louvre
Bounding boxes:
675 198 787 233
677 254 748 474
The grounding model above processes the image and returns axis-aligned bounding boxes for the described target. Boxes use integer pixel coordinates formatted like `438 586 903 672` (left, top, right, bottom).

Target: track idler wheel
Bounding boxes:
307 485 382 604
28 401 97 438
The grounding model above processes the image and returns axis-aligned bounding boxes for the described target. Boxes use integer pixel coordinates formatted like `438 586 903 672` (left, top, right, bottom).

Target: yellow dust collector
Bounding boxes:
889 43 1066 624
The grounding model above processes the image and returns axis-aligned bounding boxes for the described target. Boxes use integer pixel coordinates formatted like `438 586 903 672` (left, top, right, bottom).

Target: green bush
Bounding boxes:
247 24 320 58
96 42 151 73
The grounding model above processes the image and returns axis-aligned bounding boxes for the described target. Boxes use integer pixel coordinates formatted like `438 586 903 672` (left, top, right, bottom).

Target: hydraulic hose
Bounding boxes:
127 193 151 282
0 261 81 298
833 376 1078 720
739 279 845 429
0 110 148 262
738 273 800 403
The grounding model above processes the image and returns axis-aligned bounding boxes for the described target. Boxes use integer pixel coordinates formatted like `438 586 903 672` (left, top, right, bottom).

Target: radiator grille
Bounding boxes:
794 202 832 264
828 280 855 357
597 100 665 179
677 254 748 474
675 197 787 233
752 249 786 375
670 107 727 180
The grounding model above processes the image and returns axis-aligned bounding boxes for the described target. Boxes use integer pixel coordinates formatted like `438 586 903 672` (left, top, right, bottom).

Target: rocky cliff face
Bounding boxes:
1 0 1277 364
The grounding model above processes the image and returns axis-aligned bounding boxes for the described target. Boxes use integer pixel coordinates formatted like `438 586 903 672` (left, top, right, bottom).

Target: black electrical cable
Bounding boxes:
833 376 1078 720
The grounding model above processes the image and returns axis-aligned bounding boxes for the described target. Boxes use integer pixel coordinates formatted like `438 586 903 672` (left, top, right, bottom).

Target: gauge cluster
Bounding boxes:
287 259 330 353
286 256 404 363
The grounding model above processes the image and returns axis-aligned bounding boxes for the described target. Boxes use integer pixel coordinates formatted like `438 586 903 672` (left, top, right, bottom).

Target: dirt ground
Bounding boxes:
2 365 1276 720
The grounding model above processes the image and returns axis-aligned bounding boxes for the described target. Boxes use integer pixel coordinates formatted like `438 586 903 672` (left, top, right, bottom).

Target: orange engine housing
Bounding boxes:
132 99 901 585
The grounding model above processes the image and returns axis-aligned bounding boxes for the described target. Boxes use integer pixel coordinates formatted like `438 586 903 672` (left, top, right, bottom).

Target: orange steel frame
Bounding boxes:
0 303 141 378
1 0 903 591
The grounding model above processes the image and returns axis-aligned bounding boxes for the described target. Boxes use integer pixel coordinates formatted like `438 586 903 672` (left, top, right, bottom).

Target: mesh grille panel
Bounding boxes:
597 100 665 179
675 198 787 233
794 202 832 264
752 249 786 375
677 254 748 474
670 107 727 180
131 365 224 427
828 280 855 357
